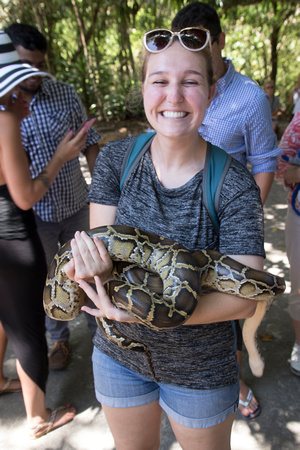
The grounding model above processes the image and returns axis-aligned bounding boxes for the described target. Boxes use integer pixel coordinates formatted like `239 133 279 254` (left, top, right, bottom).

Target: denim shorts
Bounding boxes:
92 348 239 429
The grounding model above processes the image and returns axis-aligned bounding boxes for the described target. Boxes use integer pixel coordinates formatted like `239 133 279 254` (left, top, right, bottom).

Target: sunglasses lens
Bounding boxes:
180 28 208 50
145 30 172 52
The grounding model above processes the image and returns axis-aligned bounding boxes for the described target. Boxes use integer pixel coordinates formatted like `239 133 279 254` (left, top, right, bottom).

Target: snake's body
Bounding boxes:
44 225 285 380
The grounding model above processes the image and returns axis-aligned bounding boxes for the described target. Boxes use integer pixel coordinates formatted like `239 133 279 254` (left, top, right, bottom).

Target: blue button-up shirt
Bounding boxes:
199 59 281 174
20 79 101 222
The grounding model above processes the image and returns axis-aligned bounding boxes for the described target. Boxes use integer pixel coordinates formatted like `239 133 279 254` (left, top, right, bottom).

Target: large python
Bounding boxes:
43 225 286 381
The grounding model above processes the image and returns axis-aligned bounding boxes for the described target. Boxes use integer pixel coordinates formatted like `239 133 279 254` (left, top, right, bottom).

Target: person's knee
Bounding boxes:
169 413 234 450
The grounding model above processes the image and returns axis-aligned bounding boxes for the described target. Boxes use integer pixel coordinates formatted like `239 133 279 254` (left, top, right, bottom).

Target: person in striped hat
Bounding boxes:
0 29 53 96
5 23 100 370
0 30 90 438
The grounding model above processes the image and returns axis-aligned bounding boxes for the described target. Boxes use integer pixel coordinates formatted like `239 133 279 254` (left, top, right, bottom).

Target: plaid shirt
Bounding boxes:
20 79 101 222
199 59 282 174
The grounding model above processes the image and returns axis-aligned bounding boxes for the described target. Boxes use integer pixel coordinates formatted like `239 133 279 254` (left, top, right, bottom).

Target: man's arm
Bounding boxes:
253 172 274 205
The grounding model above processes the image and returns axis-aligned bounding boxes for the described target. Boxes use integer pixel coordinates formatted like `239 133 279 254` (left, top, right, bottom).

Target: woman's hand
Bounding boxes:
79 276 140 323
64 231 113 284
54 126 88 164
5 90 31 122
284 165 300 187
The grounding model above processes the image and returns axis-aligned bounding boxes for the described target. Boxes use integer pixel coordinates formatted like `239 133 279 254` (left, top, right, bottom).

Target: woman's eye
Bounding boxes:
153 80 167 85
183 80 199 85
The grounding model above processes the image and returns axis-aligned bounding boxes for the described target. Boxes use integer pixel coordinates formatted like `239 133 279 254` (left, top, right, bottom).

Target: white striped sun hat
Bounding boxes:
0 30 53 97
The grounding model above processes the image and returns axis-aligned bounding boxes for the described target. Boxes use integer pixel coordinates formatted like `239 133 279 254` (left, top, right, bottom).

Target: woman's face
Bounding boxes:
142 41 214 139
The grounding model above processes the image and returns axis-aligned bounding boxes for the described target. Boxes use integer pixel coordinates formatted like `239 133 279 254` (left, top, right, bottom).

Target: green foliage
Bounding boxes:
0 0 299 119
222 0 299 110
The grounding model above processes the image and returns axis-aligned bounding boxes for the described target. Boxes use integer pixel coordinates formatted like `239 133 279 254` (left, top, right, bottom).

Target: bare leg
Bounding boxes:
16 360 76 437
102 400 163 450
292 319 300 344
0 321 8 382
0 321 21 392
169 413 235 450
237 350 259 418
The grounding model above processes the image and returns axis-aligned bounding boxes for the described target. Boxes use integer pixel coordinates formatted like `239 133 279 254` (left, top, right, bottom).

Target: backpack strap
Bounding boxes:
120 135 231 234
202 143 231 233
120 132 156 191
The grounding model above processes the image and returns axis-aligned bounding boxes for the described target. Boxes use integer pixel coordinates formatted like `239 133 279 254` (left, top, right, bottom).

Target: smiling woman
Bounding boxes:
140 42 215 189
64 27 265 450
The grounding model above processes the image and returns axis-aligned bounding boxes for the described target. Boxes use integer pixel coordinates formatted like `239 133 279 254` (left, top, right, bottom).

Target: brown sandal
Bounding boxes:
29 405 76 439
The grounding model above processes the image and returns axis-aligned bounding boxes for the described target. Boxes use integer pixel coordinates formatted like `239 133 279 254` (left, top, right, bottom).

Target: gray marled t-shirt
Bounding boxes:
88 136 264 389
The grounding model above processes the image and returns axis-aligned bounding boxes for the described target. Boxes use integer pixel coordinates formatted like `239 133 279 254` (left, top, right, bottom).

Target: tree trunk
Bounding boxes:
71 0 104 118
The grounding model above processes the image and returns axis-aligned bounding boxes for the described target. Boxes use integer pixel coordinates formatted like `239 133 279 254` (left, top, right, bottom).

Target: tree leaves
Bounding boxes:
1 0 299 120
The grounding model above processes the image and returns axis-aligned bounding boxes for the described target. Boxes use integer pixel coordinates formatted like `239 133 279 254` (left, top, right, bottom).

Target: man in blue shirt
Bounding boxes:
6 23 101 370
172 1 282 420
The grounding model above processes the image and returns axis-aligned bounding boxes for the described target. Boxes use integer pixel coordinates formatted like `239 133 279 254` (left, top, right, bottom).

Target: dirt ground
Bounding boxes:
95 117 150 148
94 115 290 147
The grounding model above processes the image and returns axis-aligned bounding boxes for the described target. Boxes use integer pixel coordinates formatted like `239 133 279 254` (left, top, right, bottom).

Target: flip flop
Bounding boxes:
29 405 76 439
0 377 22 395
238 388 261 420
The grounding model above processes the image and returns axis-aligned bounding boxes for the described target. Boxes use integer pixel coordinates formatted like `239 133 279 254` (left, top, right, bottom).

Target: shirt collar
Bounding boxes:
36 78 53 97
214 58 235 96
29 78 52 107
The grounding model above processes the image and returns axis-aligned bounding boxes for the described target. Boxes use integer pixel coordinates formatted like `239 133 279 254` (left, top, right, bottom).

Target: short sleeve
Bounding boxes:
87 136 135 205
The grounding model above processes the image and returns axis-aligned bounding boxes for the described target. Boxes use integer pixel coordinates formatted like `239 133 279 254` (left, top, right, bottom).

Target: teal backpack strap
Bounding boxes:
202 143 231 233
120 132 156 191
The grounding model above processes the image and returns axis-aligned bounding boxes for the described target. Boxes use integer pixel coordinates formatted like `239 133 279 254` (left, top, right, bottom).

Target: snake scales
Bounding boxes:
43 225 285 381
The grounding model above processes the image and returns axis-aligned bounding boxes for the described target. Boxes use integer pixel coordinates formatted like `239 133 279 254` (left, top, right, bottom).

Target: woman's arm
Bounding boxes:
184 253 263 325
0 111 88 210
79 256 261 326
90 202 117 228
253 172 274 205
284 165 300 186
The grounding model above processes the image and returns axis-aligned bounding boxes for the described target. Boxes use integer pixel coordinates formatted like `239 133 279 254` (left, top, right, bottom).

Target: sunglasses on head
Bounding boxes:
143 27 210 53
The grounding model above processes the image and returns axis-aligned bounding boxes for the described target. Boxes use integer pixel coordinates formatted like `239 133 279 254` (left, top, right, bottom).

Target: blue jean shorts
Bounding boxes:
92 348 239 429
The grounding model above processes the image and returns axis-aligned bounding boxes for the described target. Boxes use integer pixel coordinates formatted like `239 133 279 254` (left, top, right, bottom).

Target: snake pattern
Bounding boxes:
43 225 286 380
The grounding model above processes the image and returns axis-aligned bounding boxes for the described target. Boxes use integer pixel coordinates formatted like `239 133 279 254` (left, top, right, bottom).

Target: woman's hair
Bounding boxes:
141 44 214 88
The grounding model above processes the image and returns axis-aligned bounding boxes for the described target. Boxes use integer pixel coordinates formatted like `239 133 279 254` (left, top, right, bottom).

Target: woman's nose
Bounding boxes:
166 83 184 103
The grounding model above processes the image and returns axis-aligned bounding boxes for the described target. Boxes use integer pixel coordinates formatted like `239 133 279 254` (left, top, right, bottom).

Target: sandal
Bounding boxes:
238 388 261 420
0 377 22 395
29 405 76 439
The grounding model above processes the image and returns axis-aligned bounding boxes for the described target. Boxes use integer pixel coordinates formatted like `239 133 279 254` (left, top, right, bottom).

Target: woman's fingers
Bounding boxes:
94 236 111 263
69 233 97 281
72 232 100 272
79 276 115 318
80 231 104 264
79 278 105 312
65 231 113 283
80 276 138 323
63 258 75 280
